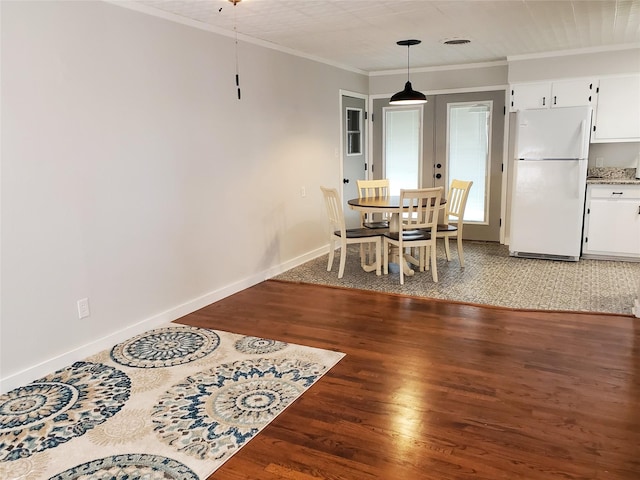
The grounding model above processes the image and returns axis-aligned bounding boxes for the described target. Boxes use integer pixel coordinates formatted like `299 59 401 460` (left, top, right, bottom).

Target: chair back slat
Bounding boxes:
400 188 443 233
357 179 390 199
357 179 391 226
320 186 345 235
445 179 473 225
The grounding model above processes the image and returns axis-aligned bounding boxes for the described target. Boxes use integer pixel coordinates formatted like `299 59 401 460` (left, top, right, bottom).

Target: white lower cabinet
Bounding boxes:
582 185 640 260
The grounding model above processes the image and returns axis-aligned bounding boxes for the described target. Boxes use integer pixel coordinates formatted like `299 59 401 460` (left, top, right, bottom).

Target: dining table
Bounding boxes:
347 195 446 276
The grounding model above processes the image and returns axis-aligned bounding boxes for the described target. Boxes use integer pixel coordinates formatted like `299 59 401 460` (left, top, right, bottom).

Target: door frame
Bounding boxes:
369 86 510 243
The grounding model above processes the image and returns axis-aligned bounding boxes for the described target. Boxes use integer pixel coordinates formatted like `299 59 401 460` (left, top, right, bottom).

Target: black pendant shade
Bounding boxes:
390 39 427 105
389 81 427 105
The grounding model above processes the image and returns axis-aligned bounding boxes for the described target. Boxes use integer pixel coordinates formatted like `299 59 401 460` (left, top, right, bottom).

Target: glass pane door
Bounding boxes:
346 108 362 155
383 107 422 195
447 102 491 223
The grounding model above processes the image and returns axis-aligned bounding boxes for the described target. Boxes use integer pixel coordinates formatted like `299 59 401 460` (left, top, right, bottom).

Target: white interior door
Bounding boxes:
342 94 367 228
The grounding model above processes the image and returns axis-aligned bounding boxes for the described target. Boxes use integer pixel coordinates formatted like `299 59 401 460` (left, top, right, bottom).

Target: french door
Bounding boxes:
374 90 504 242
434 91 504 241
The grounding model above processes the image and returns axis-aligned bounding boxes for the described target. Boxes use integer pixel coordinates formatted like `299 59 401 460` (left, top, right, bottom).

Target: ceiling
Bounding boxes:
131 0 640 73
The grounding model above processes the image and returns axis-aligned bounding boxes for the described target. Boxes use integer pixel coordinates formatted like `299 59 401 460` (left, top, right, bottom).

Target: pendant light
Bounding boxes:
389 39 427 105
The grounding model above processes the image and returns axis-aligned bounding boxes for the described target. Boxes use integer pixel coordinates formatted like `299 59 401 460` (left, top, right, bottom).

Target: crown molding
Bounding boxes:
507 43 640 62
105 1 368 76
369 60 508 77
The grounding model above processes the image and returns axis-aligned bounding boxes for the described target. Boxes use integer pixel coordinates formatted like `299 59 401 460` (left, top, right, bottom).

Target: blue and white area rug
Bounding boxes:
0 324 345 479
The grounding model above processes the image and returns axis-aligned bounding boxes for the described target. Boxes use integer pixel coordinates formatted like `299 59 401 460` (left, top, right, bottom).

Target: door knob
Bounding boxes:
343 178 350 184
436 163 442 169
435 173 442 179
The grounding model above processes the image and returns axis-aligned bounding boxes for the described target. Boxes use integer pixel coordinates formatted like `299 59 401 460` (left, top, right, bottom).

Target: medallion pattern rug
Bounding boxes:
0 324 344 479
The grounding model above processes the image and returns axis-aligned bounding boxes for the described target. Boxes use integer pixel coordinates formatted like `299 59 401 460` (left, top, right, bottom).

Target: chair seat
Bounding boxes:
383 229 431 241
336 228 387 239
322 186 383 279
436 223 458 233
364 221 390 229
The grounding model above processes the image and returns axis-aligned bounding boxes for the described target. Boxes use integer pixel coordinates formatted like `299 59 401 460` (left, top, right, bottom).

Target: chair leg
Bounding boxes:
399 244 405 285
457 235 465 268
338 241 347 279
374 239 381 276
420 246 428 272
383 240 389 275
430 244 438 282
443 235 452 262
327 237 335 272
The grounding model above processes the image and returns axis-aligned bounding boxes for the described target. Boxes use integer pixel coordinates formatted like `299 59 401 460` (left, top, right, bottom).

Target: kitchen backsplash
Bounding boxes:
588 142 640 168
587 167 637 179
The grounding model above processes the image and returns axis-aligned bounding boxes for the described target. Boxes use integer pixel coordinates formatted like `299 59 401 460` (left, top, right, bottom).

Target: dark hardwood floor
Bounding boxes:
177 280 640 480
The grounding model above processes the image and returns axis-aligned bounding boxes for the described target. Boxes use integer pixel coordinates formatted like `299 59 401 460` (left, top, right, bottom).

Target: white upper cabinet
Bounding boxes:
591 75 640 143
510 79 595 112
550 79 596 108
510 82 551 110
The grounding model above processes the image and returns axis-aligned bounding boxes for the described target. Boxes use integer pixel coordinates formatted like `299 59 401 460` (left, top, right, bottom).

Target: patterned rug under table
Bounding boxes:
0 324 344 479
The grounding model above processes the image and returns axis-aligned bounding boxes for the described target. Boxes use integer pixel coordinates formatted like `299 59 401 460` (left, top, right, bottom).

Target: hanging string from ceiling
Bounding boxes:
231 0 241 100
219 0 242 99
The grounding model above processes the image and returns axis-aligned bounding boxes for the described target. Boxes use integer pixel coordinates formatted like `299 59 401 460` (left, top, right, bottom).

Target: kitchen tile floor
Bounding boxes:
273 241 640 315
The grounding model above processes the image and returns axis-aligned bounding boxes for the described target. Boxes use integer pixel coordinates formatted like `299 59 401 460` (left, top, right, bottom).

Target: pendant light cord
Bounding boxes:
406 45 410 82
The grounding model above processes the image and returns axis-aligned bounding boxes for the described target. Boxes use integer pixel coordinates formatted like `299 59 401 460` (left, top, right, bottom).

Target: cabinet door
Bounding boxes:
591 75 640 142
585 198 640 256
550 79 595 108
510 83 551 111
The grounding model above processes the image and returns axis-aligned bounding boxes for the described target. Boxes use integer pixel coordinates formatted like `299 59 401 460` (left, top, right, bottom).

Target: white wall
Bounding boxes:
508 47 640 83
369 62 509 96
0 0 367 391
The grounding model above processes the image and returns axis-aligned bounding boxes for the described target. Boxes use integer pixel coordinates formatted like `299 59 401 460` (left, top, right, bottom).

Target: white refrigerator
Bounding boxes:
509 106 592 261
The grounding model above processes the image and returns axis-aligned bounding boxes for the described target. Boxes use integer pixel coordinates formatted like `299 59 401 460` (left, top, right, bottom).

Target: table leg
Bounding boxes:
388 213 415 277
359 244 381 274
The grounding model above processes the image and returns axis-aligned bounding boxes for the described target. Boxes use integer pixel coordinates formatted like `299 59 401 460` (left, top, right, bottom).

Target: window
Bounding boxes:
447 102 491 223
346 108 362 155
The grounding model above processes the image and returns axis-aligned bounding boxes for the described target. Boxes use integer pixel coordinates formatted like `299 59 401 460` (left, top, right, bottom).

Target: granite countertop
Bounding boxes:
586 167 640 185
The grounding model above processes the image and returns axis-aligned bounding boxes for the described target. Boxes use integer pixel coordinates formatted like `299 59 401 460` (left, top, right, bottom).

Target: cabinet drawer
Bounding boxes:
588 185 640 199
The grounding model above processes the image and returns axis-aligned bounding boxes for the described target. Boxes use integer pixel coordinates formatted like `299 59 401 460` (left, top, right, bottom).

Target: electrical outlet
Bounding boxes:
301 186 306 197
77 298 90 319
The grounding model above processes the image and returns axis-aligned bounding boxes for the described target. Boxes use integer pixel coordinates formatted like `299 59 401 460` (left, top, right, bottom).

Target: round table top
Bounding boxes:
348 196 445 209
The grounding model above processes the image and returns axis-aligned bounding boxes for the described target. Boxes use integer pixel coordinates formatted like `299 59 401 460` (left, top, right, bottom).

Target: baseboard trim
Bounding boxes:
0 246 328 394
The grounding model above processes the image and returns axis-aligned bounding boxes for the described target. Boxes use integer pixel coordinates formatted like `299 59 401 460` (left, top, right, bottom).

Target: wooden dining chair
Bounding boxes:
383 187 443 285
320 186 383 279
437 179 473 267
356 179 391 229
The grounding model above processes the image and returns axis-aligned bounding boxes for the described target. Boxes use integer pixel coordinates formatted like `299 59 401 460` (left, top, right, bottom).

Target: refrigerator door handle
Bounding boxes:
579 119 588 159
576 160 584 198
